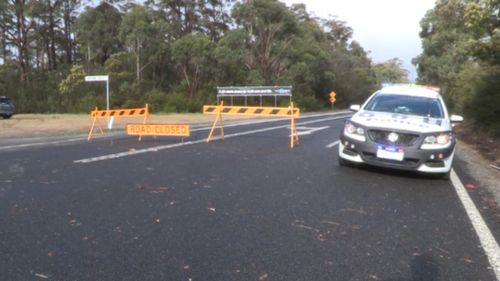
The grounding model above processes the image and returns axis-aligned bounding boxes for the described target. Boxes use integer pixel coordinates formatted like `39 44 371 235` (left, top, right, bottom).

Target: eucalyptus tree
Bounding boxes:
119 4 159 83
145 0 231 41
232 0 299 85
61 0 84 64
463 0 500 134
373 58 410 86
413 0 471 101
171 33 215 99
75 2 123 68
1 0 37 82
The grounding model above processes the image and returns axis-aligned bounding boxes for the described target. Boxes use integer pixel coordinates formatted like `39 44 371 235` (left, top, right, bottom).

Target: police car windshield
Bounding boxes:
364 94 444 118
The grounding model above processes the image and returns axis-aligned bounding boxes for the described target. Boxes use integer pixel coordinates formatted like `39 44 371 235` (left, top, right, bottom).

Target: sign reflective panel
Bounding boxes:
85 75 109 82
127 124 190 137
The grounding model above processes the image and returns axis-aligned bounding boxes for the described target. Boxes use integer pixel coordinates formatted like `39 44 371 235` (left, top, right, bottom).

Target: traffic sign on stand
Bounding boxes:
329 91 337 103
329 91 337 111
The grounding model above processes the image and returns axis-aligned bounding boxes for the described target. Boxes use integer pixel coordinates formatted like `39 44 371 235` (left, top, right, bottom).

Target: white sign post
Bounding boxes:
85 75 113 129
85 75 110 110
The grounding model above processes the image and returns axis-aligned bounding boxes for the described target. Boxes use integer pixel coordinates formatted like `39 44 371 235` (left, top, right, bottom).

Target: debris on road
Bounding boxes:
339 208 367 215
466 183 476 190
259 272 269 281
208 207 216 212
490 162 500 171
137 185 173 193
69 219 81 226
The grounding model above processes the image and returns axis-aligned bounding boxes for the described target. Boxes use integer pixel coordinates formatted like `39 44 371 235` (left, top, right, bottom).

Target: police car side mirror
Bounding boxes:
450 115 463 123
349 105 361 112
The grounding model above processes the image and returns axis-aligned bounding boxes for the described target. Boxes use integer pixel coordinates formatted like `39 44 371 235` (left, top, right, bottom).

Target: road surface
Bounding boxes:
1 112 499 281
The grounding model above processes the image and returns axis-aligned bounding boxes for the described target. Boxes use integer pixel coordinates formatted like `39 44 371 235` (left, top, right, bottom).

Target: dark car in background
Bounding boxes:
0 96 14 119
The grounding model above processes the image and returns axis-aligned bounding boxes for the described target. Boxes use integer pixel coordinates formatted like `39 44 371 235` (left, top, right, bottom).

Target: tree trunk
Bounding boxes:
47 0 57 69
15 0 30 82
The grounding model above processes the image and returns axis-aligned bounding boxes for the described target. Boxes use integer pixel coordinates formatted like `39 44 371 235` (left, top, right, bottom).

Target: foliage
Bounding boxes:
373 58 410 86
75 2 123 66
2 0 390 114
415 0 500 134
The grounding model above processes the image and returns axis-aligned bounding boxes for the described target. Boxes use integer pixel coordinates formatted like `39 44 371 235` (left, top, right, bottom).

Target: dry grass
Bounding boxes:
455 121 500 164
0 113 249 139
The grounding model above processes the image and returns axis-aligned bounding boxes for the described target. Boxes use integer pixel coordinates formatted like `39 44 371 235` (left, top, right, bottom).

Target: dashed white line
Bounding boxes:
450 169 500 279
326 140 340 148
295 126 330 136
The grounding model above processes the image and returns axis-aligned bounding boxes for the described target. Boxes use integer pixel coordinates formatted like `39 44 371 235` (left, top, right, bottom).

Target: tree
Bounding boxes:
171 33 215 99
373 58 409 86
61 0 84 65
75 2 123 67
232 0 298 85
1 0 37 82
214 29 249 86
119 5 157 83
413 0 471 110
462 0 500 135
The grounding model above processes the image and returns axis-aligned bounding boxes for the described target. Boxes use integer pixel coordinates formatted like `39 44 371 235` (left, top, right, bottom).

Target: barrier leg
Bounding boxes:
220 111 225 140
207 101 224 143
290 103 299 148
87 108 98 141
138 104 149 141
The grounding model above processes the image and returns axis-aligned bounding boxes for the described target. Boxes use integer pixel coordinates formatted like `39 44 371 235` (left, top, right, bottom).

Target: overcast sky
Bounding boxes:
282 0 436 81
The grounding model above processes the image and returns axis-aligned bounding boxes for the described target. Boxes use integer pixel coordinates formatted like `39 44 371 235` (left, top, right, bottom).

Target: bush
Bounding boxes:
294 95 323 111
464 67 500 136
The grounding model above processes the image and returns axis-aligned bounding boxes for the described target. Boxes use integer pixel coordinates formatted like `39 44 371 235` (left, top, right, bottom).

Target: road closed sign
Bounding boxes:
127 124 190 137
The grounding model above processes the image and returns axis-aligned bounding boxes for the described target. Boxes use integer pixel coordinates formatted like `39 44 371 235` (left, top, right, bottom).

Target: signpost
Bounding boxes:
85 75 111 128
85 75 109 110
329 91 337 111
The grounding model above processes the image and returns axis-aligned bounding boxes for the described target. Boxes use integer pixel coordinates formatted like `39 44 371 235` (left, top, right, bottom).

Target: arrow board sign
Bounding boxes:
85 75 109 82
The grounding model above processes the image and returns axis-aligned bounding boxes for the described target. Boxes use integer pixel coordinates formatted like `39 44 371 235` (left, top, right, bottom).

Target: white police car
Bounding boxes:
338 84 463 179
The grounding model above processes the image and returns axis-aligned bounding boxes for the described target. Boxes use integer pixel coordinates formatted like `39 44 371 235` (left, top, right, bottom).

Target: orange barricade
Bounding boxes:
88 104 149 140
203 101 300 148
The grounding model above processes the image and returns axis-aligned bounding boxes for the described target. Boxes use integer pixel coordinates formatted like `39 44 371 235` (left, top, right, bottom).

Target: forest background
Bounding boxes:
0 0 499 136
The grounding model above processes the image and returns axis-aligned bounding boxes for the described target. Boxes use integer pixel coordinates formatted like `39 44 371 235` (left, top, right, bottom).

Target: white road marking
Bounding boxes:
326 140 340 148
74 115 346 163
450 169 500 279
294 126 330 136
1 112 352 152
0 137 84 151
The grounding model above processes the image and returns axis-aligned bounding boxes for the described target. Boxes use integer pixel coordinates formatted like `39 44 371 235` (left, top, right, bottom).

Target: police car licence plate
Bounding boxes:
376 147 404 161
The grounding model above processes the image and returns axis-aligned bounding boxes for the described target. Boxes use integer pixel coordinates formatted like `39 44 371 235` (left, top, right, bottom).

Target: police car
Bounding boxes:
338 84 463 179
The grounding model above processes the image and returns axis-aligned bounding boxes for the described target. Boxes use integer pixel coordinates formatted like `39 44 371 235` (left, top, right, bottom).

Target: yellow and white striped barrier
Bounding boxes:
88 104 149 140
204 101 300 148
203 105 300 117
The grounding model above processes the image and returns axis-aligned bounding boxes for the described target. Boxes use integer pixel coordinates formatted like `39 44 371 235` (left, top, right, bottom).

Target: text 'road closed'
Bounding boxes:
127 124 190 137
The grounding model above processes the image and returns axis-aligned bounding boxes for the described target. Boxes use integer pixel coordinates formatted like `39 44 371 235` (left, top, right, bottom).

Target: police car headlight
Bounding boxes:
421 132 452 149
344 121 366 142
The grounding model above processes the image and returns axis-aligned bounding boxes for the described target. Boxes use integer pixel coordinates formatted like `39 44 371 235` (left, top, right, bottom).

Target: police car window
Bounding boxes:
365 94 444 118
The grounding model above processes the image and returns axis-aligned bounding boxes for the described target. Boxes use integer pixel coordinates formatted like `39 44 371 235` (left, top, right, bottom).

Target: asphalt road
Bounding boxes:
0 112 499 281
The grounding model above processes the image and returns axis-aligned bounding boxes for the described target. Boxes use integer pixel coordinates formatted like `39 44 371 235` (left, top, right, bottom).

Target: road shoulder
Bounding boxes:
456 141 500 209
